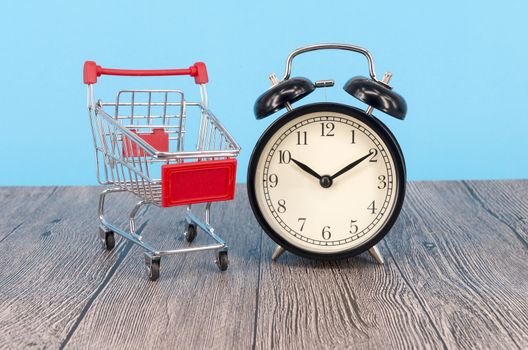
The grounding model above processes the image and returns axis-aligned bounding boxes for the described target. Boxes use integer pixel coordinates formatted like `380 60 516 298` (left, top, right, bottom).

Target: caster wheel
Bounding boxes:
99 228 115 250
146 258 160 281
216 251 229 271
185 224 197 243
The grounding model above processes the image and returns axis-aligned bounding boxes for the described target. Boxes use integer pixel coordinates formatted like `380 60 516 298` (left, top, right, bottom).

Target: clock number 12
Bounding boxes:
321 122 335 136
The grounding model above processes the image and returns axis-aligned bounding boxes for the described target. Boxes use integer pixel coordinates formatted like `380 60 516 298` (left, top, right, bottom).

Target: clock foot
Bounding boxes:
368 245 385 265
271 245 286 261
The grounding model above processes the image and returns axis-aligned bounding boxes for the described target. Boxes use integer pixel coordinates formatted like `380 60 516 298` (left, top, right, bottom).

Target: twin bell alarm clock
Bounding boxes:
247 43 408 263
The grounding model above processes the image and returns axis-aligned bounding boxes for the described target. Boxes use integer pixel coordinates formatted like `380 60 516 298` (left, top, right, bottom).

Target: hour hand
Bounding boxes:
290 158 322 180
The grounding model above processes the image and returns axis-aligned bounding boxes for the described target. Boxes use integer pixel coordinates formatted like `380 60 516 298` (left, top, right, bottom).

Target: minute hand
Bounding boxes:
330 152 372 180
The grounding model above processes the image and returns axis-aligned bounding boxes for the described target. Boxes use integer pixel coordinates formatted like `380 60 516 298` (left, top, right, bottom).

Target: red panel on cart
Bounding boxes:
122 128 169 157
161 159 237 207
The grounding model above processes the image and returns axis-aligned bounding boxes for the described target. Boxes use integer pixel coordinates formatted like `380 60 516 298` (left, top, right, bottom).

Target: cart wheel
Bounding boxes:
185 223 197 243
99 228 115 251
216 251 229 271
146 258 161 281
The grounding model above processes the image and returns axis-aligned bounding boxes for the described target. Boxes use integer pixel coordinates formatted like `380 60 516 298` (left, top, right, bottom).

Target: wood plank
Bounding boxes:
0 186 137 349
0 186 57 242
0 181 526 349
384 181 528 349
462 180 528 246
63 185 261 349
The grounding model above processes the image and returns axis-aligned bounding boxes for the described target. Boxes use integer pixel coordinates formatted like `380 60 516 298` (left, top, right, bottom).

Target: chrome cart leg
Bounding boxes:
206 202 229 271
368 245 385 265
98 187 126 250
98 188 158 255
185 202 229 271
271 245 286 261
129 200 148 238
205 202 212 225
184 204 197 243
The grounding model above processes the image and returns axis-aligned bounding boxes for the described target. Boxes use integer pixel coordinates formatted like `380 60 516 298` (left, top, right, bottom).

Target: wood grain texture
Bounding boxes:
0 181 526 350
0 187 137 349
63 185 261 350
0 186 57 242
383 181 528 349
462 180 528 247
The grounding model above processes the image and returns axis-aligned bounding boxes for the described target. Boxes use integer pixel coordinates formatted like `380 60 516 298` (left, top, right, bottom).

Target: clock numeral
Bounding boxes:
378 175 387 189
298 218 306 231
296 131 308 145
277 199 286 213
351 130 356 144
367 200 377 214
349 219 359 234
320 122 335 136
322 226 331 240
268 174 278 188
278 150 291 164
369 148 378 162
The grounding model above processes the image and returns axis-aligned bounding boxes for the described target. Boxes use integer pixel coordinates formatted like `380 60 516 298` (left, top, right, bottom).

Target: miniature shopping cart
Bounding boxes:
83 61 240 281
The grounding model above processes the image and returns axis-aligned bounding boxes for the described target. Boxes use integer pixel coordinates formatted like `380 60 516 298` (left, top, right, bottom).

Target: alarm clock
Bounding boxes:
247 43 407 263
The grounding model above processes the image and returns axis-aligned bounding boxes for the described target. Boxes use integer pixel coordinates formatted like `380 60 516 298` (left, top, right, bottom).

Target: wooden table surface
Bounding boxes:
0 180 526 349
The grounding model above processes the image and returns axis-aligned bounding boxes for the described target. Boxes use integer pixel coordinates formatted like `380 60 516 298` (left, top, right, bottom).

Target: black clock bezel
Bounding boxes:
247 102 406 260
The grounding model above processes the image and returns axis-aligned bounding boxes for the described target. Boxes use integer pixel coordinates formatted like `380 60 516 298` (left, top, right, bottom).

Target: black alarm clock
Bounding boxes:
247 43 407 263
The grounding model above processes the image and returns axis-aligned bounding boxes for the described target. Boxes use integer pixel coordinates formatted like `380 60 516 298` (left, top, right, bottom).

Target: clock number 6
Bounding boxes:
322 226 331 240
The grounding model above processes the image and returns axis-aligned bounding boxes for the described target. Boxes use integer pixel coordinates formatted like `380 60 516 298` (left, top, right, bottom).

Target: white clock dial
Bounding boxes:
253 109 401 254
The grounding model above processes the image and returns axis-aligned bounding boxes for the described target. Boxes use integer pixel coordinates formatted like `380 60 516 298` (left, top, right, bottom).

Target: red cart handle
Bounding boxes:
83 61 208 85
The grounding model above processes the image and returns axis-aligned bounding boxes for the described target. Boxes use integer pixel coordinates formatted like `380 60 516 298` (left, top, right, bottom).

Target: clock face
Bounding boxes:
248 103 405 258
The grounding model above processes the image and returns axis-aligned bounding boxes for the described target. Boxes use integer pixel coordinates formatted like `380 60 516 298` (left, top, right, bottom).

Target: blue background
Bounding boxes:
1 0 526 185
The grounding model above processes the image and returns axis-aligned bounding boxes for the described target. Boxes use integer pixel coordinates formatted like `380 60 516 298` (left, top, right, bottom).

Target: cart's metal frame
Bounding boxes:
86 72 240 280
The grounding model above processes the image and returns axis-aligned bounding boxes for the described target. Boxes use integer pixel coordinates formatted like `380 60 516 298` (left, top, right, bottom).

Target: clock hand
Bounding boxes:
290 158 322 180
330 151 372 180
